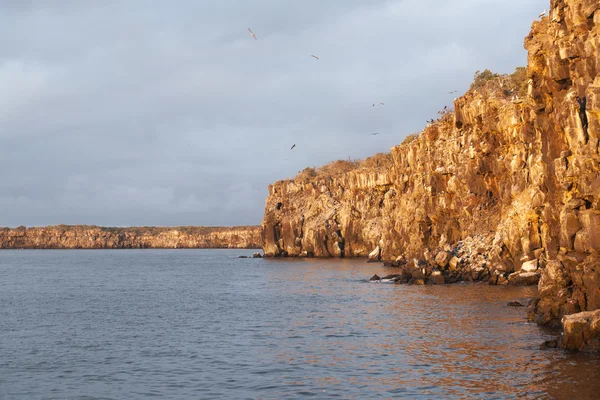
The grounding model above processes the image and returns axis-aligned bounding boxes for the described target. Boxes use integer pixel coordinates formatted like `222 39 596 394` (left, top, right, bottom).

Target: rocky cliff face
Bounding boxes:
262 0 599 329
0 225 262 249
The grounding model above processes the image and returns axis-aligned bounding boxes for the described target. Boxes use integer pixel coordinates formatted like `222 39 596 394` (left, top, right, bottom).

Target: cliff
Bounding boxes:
262 0 599 330
0 225 262 249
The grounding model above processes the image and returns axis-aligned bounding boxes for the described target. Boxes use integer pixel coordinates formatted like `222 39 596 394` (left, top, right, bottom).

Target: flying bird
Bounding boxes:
290 144 296 150
248 28 257 40
372 102 384 107
539 9 546 18
311 55 319 60
448 90 458 94
370 132 381 136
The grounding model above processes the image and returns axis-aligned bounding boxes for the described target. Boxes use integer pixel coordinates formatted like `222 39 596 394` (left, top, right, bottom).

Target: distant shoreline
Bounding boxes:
0 225 263 250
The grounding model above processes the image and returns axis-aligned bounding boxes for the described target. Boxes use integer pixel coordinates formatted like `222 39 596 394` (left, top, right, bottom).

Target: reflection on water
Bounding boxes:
1 250 599 399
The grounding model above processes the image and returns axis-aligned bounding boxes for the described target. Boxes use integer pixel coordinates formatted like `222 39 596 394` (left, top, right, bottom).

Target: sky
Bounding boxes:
0 0 548 227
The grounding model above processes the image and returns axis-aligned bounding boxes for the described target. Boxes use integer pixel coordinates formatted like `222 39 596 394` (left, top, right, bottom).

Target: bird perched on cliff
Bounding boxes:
248 28 257 40
290 144 296 150
372 102 384 107
311 55 319 60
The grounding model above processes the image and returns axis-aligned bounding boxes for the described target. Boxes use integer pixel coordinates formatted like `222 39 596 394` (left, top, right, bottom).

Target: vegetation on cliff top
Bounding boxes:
470 67 529 98
296 152 393 181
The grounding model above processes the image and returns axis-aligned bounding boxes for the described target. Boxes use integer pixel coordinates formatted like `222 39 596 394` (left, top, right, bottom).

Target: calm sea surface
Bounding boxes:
1 249 599 399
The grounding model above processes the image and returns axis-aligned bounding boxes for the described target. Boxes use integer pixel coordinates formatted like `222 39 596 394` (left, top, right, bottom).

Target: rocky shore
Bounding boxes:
368 235 542 287
0 225 262 249
261 0 600 351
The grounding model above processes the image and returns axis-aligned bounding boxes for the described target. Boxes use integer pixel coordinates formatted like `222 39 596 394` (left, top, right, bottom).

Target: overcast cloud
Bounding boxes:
0 0 547 227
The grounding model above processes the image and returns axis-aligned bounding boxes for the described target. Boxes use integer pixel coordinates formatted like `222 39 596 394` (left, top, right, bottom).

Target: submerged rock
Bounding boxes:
507 301 524 307
540 339 559 349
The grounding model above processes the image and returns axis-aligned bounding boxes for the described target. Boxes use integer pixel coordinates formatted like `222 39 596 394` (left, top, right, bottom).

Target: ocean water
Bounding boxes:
1 249 599 399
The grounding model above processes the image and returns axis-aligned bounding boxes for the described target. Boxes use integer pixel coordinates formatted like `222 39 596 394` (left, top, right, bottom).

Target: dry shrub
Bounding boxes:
317 159 360 176
437 106 454 124
401 133 419 146
359 152 393 169
296 167 318 181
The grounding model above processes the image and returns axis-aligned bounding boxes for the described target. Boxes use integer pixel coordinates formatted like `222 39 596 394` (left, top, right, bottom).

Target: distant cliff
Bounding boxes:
262 0 599 333
0 225 262 249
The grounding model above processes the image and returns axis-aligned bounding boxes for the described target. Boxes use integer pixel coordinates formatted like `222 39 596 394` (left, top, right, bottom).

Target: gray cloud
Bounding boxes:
0 0 547 227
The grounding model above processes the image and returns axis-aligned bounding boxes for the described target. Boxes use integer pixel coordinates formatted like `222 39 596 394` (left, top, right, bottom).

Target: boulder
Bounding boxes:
560 310 600 351
435 251 451 268
368 246 381 262
429 270 445 285
369 274 381 281
520 259 539 273
448 256 459 271
508 271 540 286
411 267 428 280
395 255 407 264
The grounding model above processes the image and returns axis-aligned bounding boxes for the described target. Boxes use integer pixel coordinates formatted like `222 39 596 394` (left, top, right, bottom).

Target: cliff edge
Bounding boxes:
261 0 600 339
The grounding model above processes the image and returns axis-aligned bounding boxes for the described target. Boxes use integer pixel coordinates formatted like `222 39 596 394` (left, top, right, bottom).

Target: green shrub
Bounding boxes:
468 67 529 98
470 69 501 90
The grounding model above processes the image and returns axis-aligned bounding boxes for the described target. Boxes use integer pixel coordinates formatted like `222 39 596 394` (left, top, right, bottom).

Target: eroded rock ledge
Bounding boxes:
262 0 600 348
0 225 262 249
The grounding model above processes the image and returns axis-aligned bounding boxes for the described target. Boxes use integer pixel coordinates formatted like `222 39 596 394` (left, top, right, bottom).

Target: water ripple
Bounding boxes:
1 249 599 399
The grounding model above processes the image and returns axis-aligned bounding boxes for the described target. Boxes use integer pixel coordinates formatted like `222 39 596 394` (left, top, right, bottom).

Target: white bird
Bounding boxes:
539 9 546 18
248 28 257 40
311 55 319 60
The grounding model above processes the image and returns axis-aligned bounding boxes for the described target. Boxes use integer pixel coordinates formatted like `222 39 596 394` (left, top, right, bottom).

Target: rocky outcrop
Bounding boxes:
262 0 600 337
0 225 262 249
561 309 600 351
